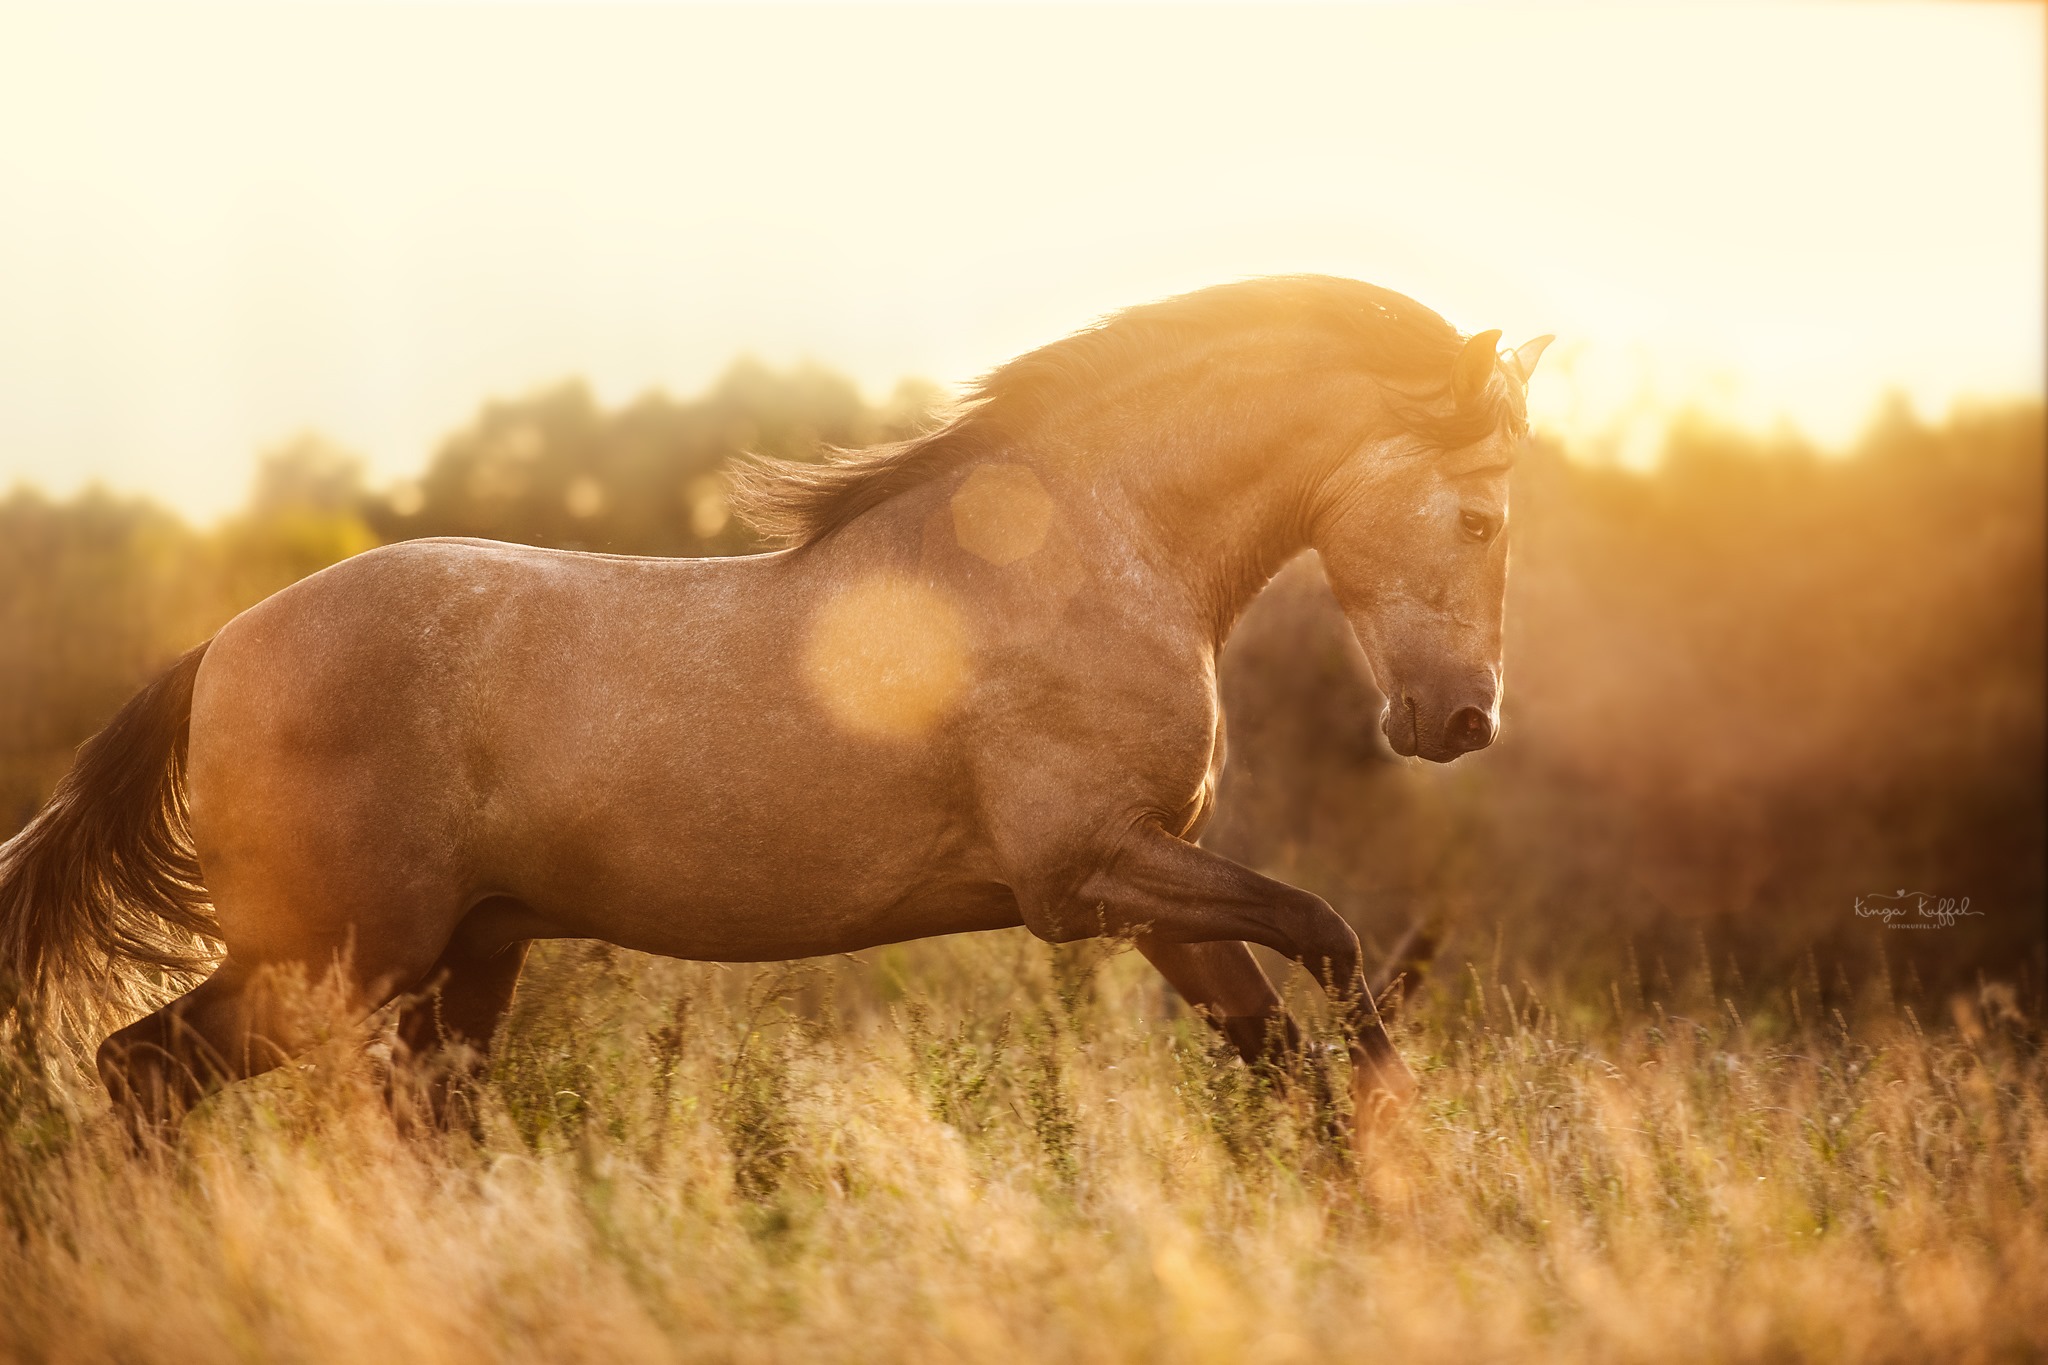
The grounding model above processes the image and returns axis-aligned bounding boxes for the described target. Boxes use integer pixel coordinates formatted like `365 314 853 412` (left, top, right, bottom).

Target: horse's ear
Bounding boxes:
1509 334 1556 386
1453 329 1503 406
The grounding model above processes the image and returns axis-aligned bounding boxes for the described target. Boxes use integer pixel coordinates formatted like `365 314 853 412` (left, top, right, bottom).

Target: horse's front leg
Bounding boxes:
1029 822 1417 1113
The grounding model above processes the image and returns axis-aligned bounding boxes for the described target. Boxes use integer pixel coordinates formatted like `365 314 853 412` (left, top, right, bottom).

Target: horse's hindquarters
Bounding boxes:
186 544 542 989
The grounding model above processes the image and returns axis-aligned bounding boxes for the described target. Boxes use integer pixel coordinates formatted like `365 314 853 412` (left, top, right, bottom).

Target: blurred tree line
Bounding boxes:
369 361 937 555
2 365 2040 985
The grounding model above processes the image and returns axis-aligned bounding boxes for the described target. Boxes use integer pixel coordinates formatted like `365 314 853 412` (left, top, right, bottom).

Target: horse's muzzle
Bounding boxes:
1381 696 1497 761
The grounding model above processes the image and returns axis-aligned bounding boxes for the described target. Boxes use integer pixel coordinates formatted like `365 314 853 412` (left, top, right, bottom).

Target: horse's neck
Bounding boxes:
1062 363 1355 649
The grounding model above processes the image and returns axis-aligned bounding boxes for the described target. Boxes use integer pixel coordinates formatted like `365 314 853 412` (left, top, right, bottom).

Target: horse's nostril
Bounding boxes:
1445 706 1495 752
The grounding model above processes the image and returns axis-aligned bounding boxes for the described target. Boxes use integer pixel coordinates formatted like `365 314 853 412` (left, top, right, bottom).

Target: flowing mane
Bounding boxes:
730 274 1527 548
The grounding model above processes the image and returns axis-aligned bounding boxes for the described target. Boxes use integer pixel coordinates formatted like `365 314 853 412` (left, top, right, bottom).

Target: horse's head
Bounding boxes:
1312 330 1551 763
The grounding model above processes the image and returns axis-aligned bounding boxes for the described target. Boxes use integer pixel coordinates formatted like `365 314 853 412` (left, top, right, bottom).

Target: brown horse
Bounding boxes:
0 275 1549 1130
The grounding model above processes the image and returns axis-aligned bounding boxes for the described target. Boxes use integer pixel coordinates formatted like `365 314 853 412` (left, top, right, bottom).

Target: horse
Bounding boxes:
0 275 1550 1133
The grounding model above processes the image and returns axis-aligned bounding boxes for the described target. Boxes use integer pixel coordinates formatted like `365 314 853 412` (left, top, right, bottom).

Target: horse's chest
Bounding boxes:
1164 707 1225 840
1116 681 1225 839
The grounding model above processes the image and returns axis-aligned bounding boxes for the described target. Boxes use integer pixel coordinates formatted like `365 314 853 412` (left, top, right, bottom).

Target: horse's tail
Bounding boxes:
0 642 221 1049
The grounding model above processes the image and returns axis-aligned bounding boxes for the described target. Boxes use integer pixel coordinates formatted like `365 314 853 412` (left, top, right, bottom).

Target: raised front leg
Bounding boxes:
1029 822 1416 1109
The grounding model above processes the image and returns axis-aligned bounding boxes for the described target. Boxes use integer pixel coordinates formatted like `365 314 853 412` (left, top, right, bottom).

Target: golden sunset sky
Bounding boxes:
0 2 2040 520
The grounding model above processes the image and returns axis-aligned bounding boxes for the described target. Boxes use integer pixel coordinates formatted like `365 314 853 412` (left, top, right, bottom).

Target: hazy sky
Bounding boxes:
0 2 2040 520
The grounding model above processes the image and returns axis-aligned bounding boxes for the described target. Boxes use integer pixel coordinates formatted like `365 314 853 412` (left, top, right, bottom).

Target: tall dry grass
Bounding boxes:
1 399 2038 1359
3 934 2041 1363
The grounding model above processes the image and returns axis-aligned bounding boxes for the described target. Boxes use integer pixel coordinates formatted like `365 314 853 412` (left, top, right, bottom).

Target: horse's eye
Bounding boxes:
1459 509 1495 542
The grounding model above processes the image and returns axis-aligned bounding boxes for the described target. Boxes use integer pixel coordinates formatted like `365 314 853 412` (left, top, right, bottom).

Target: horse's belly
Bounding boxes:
476 766 1019 961
524 872 1025 963
501 855 1024 961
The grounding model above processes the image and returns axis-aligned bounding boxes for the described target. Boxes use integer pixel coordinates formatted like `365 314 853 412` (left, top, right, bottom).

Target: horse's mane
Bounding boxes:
730 275 1526 548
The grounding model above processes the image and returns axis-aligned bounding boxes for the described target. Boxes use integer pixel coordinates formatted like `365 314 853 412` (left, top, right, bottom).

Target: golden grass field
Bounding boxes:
3 932 2042 1364
1 403 2040 1362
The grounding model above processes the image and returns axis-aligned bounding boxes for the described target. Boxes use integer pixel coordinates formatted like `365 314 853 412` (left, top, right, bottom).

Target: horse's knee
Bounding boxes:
1290 900 1365 997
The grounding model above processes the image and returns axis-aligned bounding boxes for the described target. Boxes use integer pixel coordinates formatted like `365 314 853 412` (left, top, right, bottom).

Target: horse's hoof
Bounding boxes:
1350 1052 1419 1129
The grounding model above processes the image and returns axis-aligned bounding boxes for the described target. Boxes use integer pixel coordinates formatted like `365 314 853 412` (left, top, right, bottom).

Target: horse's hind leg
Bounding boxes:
390 937 531 1130
97 956 322 1137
